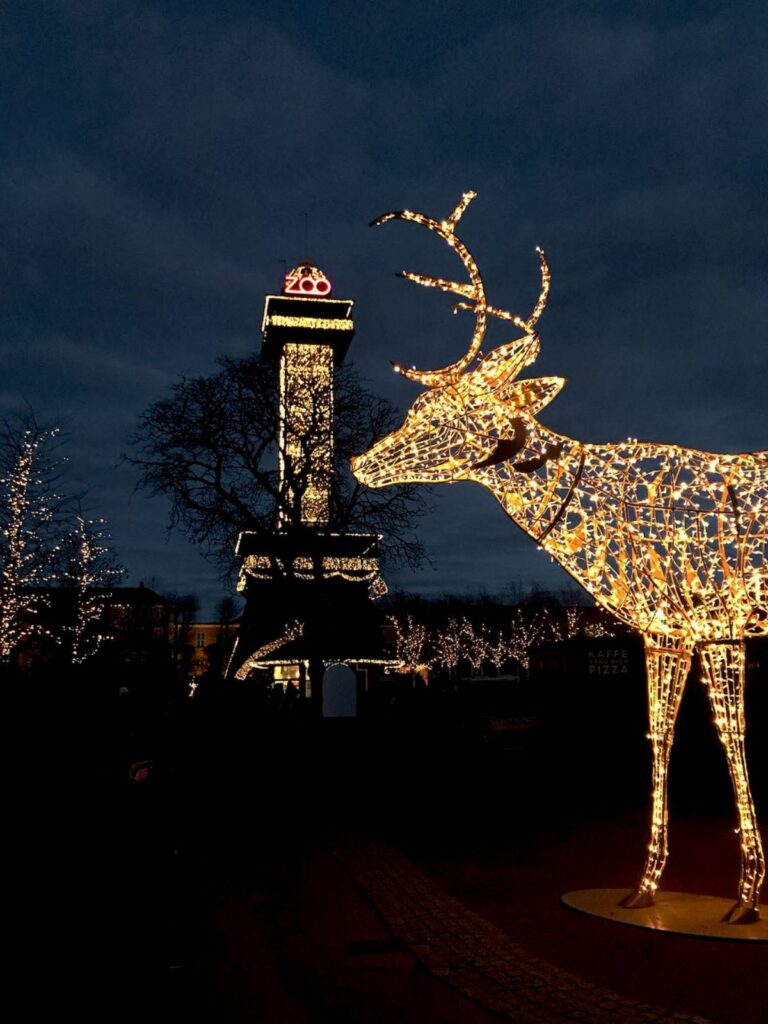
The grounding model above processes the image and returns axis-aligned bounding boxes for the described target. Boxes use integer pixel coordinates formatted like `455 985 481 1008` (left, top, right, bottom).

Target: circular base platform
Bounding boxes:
562 889 767 942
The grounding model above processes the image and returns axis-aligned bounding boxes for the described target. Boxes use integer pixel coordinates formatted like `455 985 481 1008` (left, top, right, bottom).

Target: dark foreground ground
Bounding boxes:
13 669 768 1023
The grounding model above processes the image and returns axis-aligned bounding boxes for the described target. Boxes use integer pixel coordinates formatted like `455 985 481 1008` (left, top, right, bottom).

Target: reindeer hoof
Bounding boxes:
619 888 655 909
722 902 760 925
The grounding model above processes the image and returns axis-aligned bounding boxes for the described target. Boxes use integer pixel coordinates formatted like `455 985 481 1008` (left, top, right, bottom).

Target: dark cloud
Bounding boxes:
2 1 766 613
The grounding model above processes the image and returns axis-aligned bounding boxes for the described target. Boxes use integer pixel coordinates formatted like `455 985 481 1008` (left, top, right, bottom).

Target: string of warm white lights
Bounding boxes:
0 428 61 661
238 552 382 588
279 342 334 527
267 315 354 331
63 515 122 665
388 613 427 673
432 617 463 679
352 193 767 921
700 642 764 909
462 618 491 674
370 191 549 387
233 621 304 680
387 609 609 678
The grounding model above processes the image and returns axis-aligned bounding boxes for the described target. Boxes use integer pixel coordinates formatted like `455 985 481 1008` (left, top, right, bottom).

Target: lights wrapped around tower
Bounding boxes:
228 262 397 690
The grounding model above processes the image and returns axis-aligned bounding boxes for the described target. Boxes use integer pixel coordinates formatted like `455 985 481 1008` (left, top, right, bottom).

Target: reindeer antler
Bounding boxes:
370 192 550 386
454 247 550 335
370 191 486 386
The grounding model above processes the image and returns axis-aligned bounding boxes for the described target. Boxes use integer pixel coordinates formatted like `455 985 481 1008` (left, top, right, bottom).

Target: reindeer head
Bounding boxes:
351 193 564 488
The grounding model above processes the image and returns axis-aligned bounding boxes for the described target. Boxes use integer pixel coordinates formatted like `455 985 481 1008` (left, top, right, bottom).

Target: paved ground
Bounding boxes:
210 826 768 1024
214 844 501 1023
407 812 768 1024
39 683 763 1024
332 836 711 1024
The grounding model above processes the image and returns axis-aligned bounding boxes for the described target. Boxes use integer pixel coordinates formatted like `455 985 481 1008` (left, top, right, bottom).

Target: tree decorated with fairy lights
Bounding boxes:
0 422 63 662
352 191 767 923
458 616 492 675
431 617 463 680
59 514 123 664
1 419 124 667
505 607 549 674
564 606 586 639
386 608 561 680
388 613 428 674
487 627 511 675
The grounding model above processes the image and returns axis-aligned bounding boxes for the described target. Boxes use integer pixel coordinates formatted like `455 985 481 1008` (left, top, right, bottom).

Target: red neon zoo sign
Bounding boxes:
283 263 332 297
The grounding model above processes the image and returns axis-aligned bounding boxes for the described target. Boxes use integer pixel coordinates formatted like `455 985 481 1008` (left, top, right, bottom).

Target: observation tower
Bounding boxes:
228 263 395 698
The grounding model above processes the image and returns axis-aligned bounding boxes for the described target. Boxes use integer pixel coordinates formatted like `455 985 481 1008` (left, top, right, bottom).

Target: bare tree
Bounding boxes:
216 595 238 645
169 593 199 669
130 356 429 573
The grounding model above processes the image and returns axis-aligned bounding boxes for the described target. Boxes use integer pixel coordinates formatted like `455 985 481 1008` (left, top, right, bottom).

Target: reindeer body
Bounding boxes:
352 193 766 921
476 425 768 640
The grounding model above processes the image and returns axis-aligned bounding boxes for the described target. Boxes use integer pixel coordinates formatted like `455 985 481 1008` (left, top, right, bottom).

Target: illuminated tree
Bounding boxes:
459 617 492 675
431 617 463 680
506 607 547 674
564 606 584 639
487 628 510 675
584 620 612 639
131 356 429 573
545 604 618 642
0 419 124 667
0 422 63 662
59 514 123 664
389 614 428 674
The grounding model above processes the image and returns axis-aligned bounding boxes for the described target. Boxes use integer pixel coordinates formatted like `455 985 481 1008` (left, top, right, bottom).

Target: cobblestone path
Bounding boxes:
332 837 711 1024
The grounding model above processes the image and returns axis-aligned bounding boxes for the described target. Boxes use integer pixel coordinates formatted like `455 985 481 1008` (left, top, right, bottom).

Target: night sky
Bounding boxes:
3 1 767 616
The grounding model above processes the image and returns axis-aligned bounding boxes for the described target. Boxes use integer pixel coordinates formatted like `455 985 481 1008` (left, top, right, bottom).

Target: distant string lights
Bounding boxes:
387 609 615 679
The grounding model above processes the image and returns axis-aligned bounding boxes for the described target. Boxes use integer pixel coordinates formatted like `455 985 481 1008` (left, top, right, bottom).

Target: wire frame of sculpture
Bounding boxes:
351 193 767 923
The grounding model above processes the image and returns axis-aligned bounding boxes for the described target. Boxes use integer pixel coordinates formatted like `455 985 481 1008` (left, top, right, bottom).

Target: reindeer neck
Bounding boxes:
479 418 585 542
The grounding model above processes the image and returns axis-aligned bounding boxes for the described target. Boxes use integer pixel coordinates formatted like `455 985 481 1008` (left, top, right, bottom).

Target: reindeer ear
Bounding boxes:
501 376 566 413
468 335 540 393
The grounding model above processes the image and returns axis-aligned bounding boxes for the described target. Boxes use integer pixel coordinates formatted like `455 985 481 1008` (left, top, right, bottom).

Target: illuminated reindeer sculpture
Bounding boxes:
351 193 767 923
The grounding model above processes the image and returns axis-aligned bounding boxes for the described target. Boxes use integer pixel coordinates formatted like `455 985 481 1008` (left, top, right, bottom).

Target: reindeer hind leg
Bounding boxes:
621 635 692 909
699 640 765 923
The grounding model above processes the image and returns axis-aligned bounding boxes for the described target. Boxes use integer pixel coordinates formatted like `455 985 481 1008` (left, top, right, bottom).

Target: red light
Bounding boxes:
283 263 333 297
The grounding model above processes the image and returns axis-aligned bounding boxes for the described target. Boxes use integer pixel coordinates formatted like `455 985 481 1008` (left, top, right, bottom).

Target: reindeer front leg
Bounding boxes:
699 641 765 923
621 635 693 909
